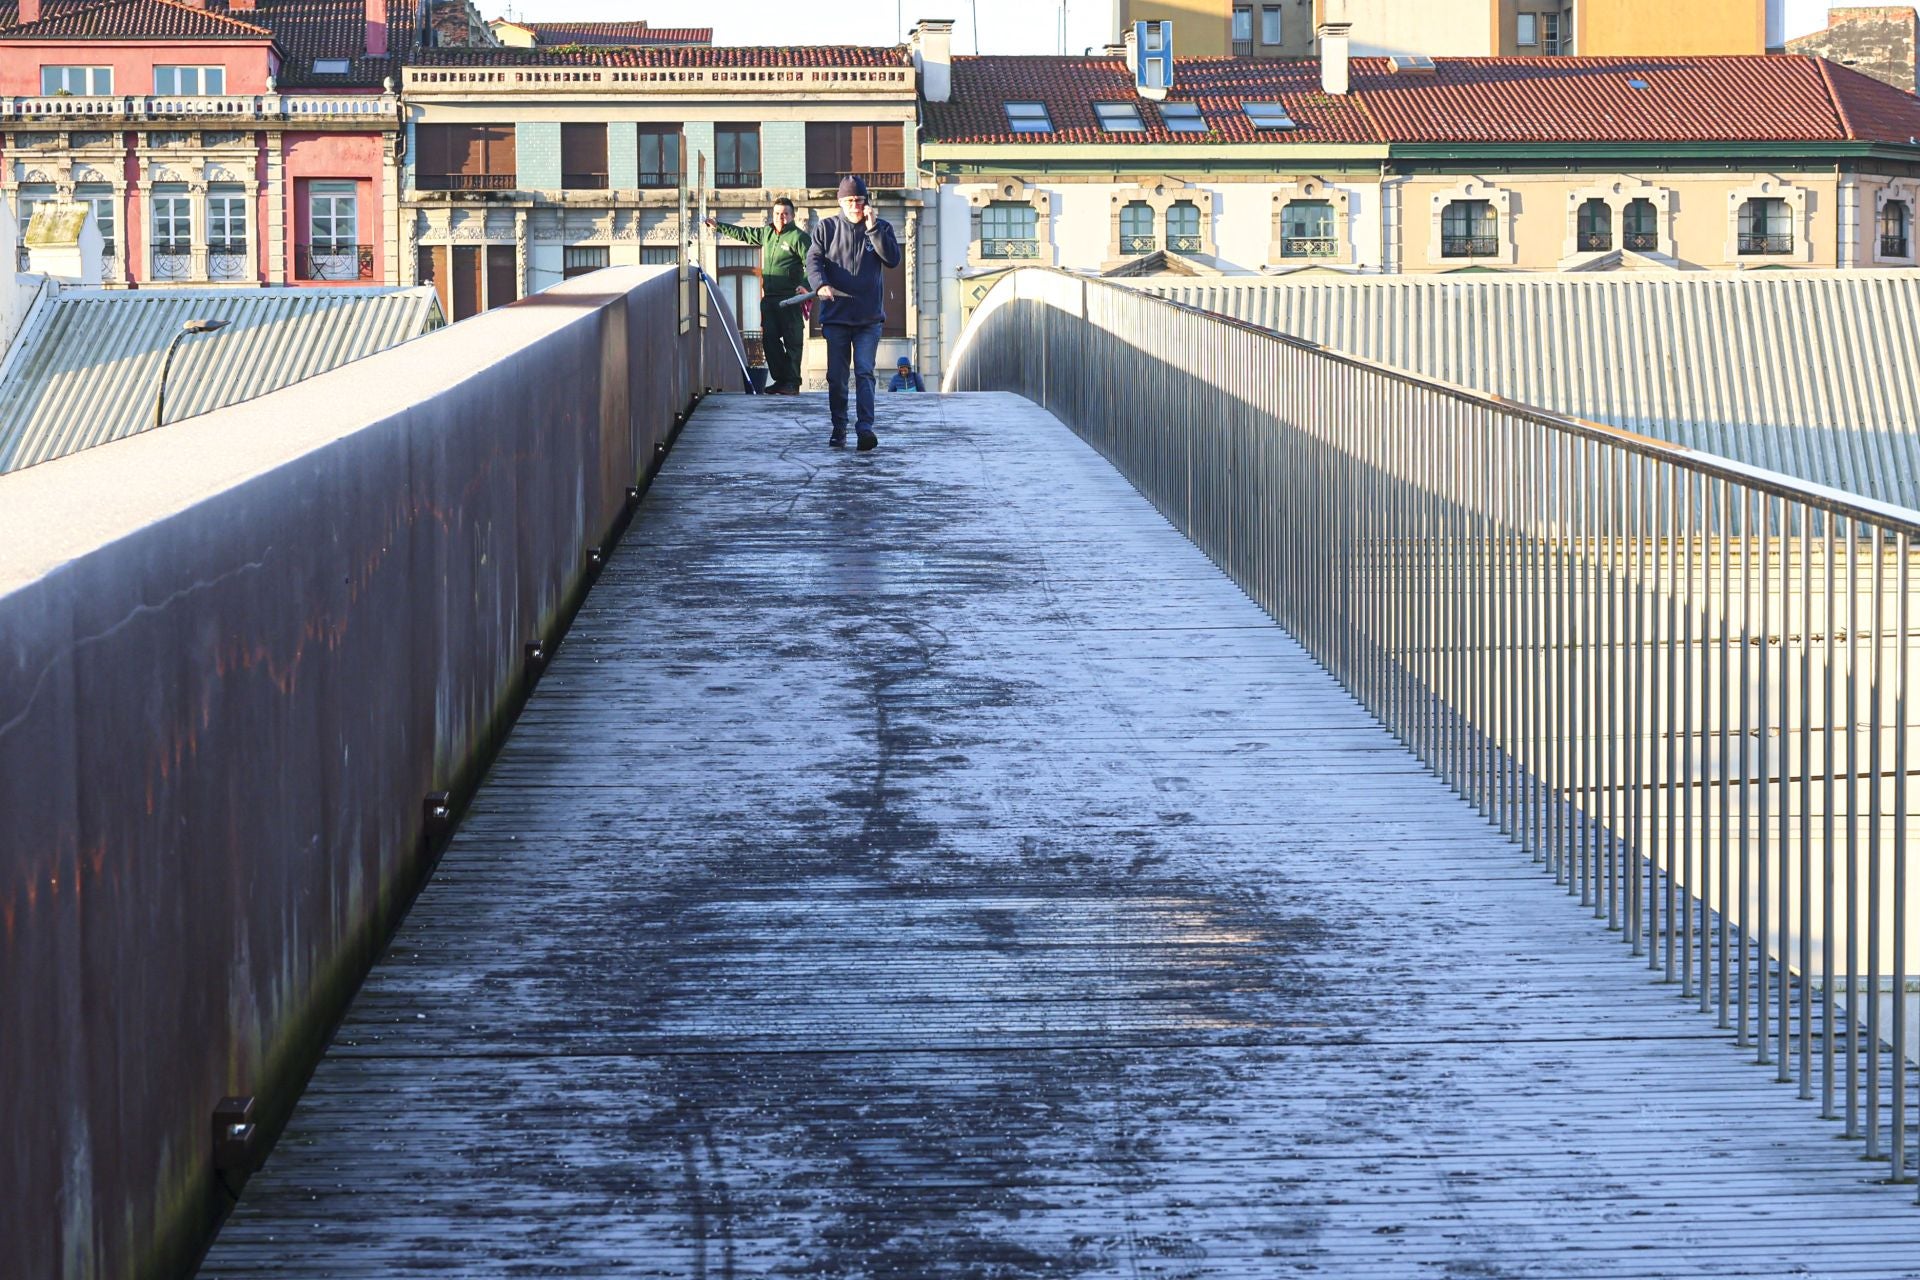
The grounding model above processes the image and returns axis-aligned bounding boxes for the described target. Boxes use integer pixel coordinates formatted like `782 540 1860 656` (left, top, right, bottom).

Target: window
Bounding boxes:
75 186 115 257
302 181 370 280
1541 13 1562 53
563 245 610 279
1166 201 1201 253
637 125 680 187
805 122 905 188
1576 198 1612 251
641 246 677 265
1442 199 1497 257
716 124 759 188
981 201 1039 259
1516 13 1538 46
1243 101 1296 130
1882 199 1912 257
1005 101 1052 133
154 66 225 95
1119 200 1155 255
208 188 247 252
1282 199 1336 257
561 122 607 190
1261 5 1281 45
151 191 191 253
41 66 111 95
413 123 516 190
1093 101 1144 133
1232 6 1252 42
1737 197 1791 255
716 243 761 334
1623 198 1658 250
313 58 351 74
1159 102 1208 133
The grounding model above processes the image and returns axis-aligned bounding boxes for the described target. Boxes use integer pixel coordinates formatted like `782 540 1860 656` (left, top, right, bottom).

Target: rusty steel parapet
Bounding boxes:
0 266 745 1280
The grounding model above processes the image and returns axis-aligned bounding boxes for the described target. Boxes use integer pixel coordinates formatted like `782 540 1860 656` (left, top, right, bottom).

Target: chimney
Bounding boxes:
1318 19 1351 95
910 18 953 105
365 0 388 58
1123 23 1138 73
17 0 37 23
230 0 255 10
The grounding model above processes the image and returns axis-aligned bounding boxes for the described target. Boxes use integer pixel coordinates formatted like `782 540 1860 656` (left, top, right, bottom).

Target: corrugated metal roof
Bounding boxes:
0 285 442 474
1135 271 1920 511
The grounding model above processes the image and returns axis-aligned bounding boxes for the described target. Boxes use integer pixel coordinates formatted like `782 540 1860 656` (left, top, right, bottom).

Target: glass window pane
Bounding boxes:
206 68 224 94
1517 14 1537 45
1261 6 1281 44
1232 8 1251 41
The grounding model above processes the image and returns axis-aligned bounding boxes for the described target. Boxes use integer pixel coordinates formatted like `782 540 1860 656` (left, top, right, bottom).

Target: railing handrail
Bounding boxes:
976 267 1920 537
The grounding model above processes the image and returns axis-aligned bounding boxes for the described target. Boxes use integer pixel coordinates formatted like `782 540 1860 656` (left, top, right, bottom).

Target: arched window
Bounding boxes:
1165 200 1202 252
1441 199 1496 258
1880 199 1911 258
1576 198 1612 252
1737 198 1791 255
1120 200 1156 254
1623 198 1658 251
981 201 1039 259
1282 199 1335 257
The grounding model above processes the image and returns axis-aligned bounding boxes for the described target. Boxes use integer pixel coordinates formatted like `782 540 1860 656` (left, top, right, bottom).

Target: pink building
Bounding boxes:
0 0 412 287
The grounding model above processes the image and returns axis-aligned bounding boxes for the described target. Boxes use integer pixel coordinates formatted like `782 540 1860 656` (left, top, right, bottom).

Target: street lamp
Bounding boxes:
153 317 229 431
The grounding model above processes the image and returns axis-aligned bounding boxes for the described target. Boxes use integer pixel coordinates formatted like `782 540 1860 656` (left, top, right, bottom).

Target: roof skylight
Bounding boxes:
1005 101 1053 133
1159 102 1208 133
1627 76 1651 89
1093 101 1145 133
313 58 351 74
1242 101 1297 130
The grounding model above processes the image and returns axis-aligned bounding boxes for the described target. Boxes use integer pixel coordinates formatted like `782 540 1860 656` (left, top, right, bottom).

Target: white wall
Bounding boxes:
1343 0 1496 56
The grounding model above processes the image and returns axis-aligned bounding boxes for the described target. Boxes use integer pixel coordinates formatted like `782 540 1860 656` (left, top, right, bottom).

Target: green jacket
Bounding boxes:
714 220 810 293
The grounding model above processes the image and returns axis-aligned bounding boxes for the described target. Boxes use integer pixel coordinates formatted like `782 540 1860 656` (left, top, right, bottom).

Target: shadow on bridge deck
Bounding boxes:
202 393 1920 1278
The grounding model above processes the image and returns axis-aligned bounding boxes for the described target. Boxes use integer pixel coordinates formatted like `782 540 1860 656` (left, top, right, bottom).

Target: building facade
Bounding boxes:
397 43 927 379
0 0 410 287
916 35 1920 379
1788 6 1918 94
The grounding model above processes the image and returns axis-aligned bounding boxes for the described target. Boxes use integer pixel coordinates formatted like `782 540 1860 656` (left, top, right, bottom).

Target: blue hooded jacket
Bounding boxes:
805 213 901 328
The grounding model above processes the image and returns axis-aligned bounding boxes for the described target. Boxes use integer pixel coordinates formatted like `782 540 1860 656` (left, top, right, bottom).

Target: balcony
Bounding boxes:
635 171 677 188
297 242 375 281
416 173 516 191
1883 234 1910 258
1624 230 1658 251
1578 232 1613 252
562 172 608 191
1738 233 1792 256
1281 236 1338 259
207 240 251 281
1120 235 1157 256
1166 234 1203 254
1442 235 1498 258
715 170 761 189
0 93 397 122
1232 40 1253 55
981 238 1040 260
151 239 192 281
806 171 906 191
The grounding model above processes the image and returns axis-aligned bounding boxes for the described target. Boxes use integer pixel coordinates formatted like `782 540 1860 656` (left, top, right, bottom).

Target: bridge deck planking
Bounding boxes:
202 394 1920 1279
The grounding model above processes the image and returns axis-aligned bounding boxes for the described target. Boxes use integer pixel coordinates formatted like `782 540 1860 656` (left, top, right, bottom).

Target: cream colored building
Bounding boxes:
398 45 927 379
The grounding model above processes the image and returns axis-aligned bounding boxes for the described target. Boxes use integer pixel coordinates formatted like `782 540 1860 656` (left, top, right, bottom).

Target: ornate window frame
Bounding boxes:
1268 177 1352 268
1103 177 1213 270
1559 179 1674 267
1872 179 1920 265
1426 178 1513 268
1725 177 1811 265
963 179 1052 270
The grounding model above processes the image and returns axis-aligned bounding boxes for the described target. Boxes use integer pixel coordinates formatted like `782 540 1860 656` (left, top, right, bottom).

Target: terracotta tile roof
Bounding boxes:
925 55 1379 144
523 20 710 46
0 0 273 39
925 53 1920 150
409 43 909 69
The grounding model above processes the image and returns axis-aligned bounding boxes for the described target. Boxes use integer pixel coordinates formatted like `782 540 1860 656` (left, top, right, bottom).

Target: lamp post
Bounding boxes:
153 317 229 431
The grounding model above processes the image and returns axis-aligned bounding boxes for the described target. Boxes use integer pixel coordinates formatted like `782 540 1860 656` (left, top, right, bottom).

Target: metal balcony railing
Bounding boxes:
1442 234 1499 258
981 238 1040 260
1739 233 1793 256
715 170 760 189
948 267 1920 1195
297 243 375 281
1119 234 1157 256
1579 232 1613 251
1282 236 1338 258
1166 234 1204 254
806 171 906 191
1231 39 1254 55
635 171 676 188
1885 234 1911 258
562 171 608 190
1624 230 1659 251
416 173 516 191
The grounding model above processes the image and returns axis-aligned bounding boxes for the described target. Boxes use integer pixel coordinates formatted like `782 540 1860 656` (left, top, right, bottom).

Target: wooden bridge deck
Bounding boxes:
202 393 1920 1278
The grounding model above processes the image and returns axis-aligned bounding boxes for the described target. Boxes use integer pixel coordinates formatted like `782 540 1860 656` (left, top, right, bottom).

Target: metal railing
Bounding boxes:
1443 234 1499 257
1166 234 1204 254
1625 230 1659 251
807 170 906 190
562 171 608 190
947 268 1920 1194
415 173 515 191
635 171 676 188
1281 236 1338 258
716 170 761 188
1579 231 1613 251
296 243 375 281
1887 235 1912 259
1740 233 1794 255
1120 234 1157 255
982 238 1040 259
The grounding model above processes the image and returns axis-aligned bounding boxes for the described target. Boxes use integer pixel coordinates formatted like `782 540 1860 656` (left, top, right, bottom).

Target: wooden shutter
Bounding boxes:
849 125 875 174
452 245 481 320
805 123 841 185
485 244 517 310
415 124 449 180
418 245 450 321
875 126 904 180
882 256 906 337
483 125 515 179
561 123 606 187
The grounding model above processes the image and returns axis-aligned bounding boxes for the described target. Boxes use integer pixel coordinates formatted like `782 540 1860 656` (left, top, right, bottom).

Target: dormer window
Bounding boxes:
1242 101 1296 130
1093 101 1144 133
1159 102 1208 133
1005 101 1053 134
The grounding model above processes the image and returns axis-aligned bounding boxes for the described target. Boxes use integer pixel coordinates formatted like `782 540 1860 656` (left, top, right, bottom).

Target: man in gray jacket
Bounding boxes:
805 175 901 451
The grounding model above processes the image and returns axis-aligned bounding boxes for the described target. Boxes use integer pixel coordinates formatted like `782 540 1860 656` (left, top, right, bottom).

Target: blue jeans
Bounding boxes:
824 321 882 432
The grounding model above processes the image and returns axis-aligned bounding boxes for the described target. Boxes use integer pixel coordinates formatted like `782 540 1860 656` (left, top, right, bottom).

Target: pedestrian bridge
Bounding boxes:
5 267 1920 1279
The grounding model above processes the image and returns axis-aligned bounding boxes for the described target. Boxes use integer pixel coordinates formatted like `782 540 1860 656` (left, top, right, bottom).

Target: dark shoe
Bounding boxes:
856 429 878 453
829 426 847 447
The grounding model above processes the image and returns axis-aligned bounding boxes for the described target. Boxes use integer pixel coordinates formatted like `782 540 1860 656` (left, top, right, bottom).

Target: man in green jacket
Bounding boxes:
707 197 810 394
